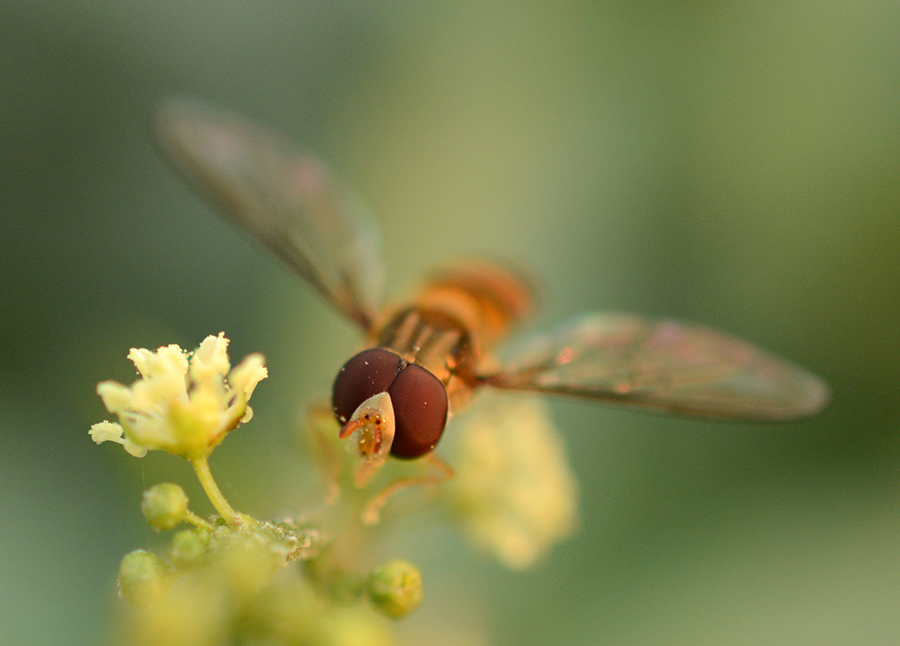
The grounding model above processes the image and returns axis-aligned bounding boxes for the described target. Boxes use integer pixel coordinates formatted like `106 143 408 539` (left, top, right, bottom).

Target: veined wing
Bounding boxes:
485 313 829 421
153 98 384 330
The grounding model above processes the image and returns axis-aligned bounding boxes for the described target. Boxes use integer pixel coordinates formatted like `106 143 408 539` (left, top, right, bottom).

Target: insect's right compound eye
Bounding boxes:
386 363 448 460
332 348 403 424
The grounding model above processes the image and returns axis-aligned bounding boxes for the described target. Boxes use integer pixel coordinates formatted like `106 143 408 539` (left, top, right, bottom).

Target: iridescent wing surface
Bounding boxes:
153 98 384 330
485 313 829 421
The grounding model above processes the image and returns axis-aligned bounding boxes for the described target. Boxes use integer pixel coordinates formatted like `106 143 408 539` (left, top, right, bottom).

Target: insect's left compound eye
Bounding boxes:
332 348 403 424
387 363 448 459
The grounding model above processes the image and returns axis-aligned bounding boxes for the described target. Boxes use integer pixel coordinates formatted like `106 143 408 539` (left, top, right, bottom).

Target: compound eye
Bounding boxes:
387 363 449 459
332 349 403 424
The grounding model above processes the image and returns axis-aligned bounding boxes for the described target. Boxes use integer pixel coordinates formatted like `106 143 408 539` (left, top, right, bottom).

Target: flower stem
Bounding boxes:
191 456 237 525
184 509 215 531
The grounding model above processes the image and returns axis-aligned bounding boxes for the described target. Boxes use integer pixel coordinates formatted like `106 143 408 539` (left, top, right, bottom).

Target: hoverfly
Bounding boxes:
153 98 829 482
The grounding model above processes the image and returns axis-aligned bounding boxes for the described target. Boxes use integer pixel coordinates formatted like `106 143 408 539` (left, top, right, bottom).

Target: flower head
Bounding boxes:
90 333 267 461
446 394 579 569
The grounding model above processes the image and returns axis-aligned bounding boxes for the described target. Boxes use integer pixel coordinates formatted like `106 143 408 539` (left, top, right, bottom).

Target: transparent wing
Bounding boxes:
153 97 384 330
485 313 829 421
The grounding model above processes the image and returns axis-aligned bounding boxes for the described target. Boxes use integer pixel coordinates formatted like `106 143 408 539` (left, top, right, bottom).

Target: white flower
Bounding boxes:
446 394 579 569
90 333 268 460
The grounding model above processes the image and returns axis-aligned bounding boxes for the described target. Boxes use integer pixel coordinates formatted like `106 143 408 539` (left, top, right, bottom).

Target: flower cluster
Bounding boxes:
447 394 579 569
90 332 267 461
89 335 431 646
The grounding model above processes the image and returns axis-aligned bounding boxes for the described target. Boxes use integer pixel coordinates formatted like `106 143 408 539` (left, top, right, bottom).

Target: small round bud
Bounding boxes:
141 483 188 531
167 528 210 570
118 549 174 607
366 559 423 619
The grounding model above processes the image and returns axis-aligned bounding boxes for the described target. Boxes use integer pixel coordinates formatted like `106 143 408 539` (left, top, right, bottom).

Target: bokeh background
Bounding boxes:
2 1 900 644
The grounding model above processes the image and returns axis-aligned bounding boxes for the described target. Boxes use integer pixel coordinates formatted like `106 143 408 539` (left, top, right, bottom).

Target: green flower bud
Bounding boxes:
118 549 174 607
141 483 188 531
168 528 210 570
367 559 423 619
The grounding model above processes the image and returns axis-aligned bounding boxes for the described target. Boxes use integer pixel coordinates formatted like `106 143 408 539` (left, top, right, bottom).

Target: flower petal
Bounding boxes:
228 354 268 398
97 382 134 414
192 333 231 379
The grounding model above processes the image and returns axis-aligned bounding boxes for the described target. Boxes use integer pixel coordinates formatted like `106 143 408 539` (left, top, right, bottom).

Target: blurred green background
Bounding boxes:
2 1 900 644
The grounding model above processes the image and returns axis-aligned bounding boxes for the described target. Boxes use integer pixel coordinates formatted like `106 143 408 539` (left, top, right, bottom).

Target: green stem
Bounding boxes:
191 456 237 525
184 509 215 531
